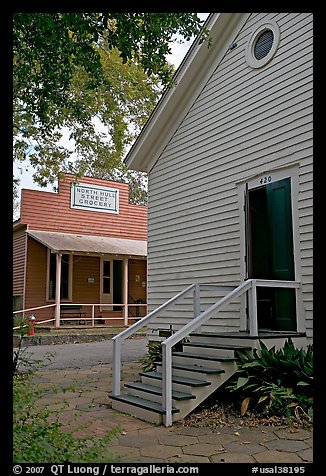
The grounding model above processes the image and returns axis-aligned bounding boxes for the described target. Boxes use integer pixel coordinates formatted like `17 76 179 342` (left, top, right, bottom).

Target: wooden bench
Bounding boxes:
60 305 86 325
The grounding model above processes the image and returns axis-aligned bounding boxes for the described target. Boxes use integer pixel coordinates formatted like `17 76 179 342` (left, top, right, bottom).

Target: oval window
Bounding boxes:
246 20 280 68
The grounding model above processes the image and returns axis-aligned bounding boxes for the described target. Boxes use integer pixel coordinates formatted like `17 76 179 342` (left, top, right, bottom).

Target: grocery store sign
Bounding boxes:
71 182 119 214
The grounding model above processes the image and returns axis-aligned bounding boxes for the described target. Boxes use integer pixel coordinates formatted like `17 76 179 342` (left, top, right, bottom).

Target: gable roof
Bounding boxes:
124 12 250 173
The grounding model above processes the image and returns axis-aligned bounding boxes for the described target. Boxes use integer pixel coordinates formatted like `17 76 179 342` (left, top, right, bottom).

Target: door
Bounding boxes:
100 259 112 311
100 259 123 312
247 178 296 331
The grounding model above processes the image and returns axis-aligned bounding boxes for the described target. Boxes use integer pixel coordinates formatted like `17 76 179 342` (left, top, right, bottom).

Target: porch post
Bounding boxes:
123 258 129 325
54 253 62 328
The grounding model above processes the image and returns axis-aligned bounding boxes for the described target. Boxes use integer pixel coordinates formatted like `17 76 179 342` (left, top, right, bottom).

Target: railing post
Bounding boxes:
248 279 258 336
91 305 95 327
193 284 201 333
193 284 200 318
112 338 121 396
162 342 173 427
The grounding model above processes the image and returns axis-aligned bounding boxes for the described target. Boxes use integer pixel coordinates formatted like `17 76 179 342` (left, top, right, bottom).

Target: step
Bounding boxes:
124 382 196 401
155 361 225 381
110 394 179 425
156 361 225 374
172 351 236 368
182 341 252 358
173 351 237 362
188 331 307 348
110 394 180 414
139 370 211 389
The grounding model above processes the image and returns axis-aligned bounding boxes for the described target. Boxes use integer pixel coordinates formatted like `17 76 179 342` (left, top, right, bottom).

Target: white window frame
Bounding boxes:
46 250 73 302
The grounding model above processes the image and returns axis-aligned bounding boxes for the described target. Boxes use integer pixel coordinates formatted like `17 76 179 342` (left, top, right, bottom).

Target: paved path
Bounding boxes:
32 357 313 465
16 335 147 371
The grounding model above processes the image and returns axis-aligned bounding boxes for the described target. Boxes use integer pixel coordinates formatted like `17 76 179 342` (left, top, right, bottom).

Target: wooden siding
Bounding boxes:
13 228 26 297
72 255 100 318
147 13 313 338
25 236 50 322
20 174 147 241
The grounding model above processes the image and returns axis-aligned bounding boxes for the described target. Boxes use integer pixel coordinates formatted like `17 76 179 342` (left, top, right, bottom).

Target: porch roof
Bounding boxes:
27 230 147 257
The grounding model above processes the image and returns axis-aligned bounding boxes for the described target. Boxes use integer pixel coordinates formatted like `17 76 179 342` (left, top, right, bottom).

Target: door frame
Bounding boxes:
236 163 305 333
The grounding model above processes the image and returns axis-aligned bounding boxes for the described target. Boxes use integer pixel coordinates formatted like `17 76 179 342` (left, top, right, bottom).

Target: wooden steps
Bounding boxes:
110 330 307 425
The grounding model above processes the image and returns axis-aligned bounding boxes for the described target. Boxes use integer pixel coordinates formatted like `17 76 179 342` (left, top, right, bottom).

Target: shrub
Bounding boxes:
227 338 313 420
140 342 163 372
140 337 185 372
13 372 121 463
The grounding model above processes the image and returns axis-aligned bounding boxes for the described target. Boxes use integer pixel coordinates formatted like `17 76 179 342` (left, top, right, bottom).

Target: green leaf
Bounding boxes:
236 376 249 389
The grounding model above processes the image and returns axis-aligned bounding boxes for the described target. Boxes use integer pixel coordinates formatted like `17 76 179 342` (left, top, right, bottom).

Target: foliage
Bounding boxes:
13 315 42 376
140 336 184 372
13 373 121 463
140 342 164 372
13 13 208 201
227 339 313 419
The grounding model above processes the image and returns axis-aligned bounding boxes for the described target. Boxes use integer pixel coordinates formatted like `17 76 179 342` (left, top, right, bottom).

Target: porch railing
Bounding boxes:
111 278 301 426
12 302 147 329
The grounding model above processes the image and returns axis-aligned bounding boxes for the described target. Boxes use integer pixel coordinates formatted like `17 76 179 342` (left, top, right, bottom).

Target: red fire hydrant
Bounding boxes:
28 315 36 336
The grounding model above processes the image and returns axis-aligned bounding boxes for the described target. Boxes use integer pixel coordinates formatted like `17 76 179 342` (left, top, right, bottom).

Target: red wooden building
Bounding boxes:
13 174 148 327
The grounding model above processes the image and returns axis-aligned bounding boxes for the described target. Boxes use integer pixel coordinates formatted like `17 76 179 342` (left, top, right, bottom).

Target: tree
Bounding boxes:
13 13 208 202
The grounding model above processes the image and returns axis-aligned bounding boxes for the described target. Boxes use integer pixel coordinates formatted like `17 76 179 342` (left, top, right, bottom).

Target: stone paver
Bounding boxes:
140 445 181 459
158 434 199 446
298 447 313 463
264 438 309 452
222 441 267 455
182 443 225 456
254 450 304 463
211 452 256 463
198 433 239 445
273 427 312 440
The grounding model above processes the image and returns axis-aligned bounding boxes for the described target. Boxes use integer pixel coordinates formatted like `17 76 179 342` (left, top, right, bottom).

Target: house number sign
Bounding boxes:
248 173 276 190
259 175 272 185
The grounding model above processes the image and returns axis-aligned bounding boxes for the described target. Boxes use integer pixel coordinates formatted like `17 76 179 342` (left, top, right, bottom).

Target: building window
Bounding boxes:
246 20 280 69
13 295 23 313
103 260 111 294
48 253 72 300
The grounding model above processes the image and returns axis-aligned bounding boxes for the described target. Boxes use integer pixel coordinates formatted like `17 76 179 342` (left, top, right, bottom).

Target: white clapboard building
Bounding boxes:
111 13 313 426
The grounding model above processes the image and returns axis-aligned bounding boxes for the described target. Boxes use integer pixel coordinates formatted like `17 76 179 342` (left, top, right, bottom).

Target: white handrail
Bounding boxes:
161 278 301 425
13 303 56 314
112 283 196 396
111 278 301 426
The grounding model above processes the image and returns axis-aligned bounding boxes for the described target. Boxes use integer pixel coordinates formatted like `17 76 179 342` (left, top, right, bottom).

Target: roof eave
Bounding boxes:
124 13 249 173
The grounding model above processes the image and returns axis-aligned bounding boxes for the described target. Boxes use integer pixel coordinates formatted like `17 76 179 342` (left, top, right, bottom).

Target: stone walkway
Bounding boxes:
31 361 313 464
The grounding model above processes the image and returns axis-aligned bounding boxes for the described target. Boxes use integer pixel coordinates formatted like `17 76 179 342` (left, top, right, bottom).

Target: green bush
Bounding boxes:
140 338 185 372
140 342 163 372
13 373 121 463
227 338 313 420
